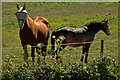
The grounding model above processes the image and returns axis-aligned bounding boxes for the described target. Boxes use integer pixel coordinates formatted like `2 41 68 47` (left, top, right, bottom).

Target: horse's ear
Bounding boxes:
17 4 20 10
105 20 108 24
23 3 26 10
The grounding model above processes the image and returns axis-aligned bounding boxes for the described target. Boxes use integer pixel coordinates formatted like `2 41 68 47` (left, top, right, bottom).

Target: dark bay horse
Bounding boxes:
51 20 110 63
15 4 50 65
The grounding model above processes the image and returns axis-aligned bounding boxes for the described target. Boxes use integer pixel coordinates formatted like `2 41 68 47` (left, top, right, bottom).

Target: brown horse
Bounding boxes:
15 3 50 65
51 20 110 63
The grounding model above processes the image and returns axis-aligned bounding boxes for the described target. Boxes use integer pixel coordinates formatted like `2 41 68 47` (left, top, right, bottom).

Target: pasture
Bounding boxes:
2 2 119 79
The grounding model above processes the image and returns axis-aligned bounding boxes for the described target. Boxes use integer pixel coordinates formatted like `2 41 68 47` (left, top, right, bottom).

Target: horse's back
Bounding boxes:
56 26 73 31
32 16 49 22
52 26 76 41
54 26 85 33
32 16 50 29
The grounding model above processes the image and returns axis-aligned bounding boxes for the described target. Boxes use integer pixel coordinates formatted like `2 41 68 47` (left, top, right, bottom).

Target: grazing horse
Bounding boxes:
15 4 50 65
51 20 110 63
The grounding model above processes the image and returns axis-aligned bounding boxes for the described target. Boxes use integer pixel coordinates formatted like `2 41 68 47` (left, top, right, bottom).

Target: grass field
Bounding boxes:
2 2 118 65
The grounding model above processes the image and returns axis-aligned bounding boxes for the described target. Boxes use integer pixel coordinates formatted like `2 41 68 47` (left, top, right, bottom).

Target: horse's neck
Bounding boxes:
87 25 101 35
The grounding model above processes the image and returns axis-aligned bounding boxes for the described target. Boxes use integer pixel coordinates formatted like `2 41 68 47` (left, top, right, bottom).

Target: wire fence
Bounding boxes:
2 39 119 63
3 39 119 50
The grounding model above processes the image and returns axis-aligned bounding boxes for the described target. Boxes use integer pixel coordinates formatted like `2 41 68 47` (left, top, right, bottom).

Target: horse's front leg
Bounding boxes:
85 43 91 63
31 46 35 65
22 45 28 65
41 44 47 61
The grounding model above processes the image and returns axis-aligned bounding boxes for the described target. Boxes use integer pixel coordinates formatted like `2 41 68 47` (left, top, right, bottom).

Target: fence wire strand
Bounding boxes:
2 40 118 61
3 40 119 50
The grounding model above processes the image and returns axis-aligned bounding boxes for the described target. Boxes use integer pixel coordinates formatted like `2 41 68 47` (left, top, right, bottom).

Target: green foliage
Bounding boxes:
89 56 119 80
2 56 119 80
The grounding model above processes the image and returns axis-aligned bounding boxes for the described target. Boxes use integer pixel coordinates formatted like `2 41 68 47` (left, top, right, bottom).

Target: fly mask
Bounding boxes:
15 3 27 29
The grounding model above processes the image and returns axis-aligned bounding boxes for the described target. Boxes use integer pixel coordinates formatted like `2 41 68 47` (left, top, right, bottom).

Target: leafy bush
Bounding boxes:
89 57 119 80
2 56 119 80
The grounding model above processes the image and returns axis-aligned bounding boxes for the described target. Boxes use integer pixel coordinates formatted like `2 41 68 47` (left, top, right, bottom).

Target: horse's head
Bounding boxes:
101 20 110 36
15 3 27 29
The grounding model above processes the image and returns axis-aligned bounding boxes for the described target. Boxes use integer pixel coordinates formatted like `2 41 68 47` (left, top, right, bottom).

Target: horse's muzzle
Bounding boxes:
19 23 24 29
19 20 24 29
107 32 110 36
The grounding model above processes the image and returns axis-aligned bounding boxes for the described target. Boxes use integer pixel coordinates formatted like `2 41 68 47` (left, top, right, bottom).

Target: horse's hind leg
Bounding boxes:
36 46 41 64
31 46 35 65
80 45 85 62
41 43 47 61
85 44 90 63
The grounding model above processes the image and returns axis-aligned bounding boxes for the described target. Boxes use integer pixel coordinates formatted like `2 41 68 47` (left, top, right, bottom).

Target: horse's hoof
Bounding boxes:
52 55 55 58
85 60 88 63
56 56 60 59
80 59 83 62
44 61 47 65
60 60 62 63
37 61 41 65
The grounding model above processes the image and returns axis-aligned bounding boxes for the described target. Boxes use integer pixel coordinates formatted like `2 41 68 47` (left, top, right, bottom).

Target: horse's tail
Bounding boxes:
51 31 56 51
42 20 50 32
42 20 50 41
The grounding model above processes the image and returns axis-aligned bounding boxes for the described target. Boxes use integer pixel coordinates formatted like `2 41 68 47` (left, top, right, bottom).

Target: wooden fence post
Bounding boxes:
100 40 104 57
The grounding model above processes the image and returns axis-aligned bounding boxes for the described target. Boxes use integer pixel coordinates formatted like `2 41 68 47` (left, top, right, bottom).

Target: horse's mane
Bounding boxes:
84 20 106 27
82 20 107 31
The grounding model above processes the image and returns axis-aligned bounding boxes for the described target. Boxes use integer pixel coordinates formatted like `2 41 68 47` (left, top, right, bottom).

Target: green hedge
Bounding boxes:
2 56 119 80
